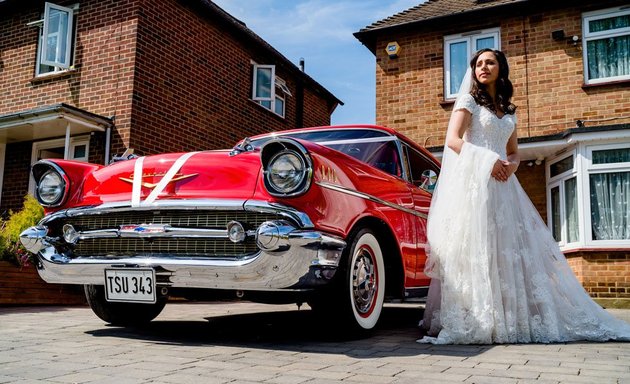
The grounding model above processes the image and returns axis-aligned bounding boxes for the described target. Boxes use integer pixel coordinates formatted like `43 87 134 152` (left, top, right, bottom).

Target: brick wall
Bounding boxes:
128 0 332 155
0 0 334 212
566 251 630 299
0 261 86 305
0 0 138 142
372 0 629 301
373 1 630 146
1 142 33 214
0 0 139 211
514 161 547 222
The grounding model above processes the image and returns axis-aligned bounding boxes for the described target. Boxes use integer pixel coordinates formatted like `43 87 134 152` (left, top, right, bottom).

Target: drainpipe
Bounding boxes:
104 126 111 165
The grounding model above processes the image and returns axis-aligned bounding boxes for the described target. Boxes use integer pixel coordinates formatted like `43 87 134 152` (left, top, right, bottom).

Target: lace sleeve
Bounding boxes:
454 94 477 114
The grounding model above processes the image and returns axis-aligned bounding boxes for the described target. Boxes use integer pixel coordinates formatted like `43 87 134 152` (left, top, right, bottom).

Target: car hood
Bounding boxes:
80 150 262 205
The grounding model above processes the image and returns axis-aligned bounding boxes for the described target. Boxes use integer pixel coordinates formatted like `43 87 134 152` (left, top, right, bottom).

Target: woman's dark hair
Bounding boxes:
469 48 516 115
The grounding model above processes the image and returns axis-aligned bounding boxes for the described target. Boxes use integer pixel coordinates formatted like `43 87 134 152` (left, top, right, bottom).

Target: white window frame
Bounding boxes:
251 63 289 118
546 149 581 248
30 3 78 77
444 28 500 100
273 93 285 118
546 140 630 250
42 2 74 68
28 136 90 194
582 142 630 247
252 64 275 103
582 7 630 85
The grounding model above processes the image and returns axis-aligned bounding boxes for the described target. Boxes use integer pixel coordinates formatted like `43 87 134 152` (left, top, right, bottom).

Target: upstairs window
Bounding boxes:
252 64 290 118
583 7 630 84
444 28 500 99
30 2 77 76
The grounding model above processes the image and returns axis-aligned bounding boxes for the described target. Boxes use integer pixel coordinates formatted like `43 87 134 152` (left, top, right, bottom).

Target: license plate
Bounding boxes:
104 269 156 303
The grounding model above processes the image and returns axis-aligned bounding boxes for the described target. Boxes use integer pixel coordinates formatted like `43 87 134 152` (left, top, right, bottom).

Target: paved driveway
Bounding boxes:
1 302 629 384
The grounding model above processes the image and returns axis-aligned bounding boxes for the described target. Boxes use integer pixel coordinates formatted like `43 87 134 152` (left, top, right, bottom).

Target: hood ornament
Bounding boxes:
119 173 198 189
229 137 254 156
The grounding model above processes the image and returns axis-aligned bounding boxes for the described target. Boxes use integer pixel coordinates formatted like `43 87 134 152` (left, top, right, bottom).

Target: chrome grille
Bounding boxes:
74 238 259 258
65 211 277 231
50 210 285 259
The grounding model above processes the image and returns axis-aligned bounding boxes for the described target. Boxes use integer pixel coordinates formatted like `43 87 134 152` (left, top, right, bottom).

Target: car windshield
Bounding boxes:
249 129 402 177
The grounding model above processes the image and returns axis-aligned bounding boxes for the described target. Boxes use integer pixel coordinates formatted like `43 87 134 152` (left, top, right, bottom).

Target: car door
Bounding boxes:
402 144 439 289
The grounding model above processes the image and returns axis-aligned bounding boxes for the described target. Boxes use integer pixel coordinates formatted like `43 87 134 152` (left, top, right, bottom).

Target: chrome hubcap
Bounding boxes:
352 247 376 314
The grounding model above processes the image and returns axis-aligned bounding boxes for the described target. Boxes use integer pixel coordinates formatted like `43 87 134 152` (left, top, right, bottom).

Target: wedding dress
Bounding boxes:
418 93 630 344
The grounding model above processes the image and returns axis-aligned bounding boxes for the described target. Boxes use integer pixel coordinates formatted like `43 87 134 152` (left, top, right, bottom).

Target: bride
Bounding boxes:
418 48 630 344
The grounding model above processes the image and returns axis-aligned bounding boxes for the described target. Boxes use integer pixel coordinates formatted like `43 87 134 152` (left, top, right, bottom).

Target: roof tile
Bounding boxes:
358 0 523 33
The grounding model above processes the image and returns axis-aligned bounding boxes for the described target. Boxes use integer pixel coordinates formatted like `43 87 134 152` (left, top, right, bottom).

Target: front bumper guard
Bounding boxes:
20 205 346 291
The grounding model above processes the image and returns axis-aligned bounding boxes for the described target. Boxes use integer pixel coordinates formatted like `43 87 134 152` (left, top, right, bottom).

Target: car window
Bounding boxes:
247 129 403 177
327 140 402 177
249 129 390 148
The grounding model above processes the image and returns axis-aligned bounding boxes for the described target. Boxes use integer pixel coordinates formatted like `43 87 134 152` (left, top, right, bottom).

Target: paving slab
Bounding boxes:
0 302 629 384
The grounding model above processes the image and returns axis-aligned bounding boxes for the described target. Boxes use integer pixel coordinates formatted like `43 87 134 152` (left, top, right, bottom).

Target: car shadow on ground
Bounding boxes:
86 304 492 358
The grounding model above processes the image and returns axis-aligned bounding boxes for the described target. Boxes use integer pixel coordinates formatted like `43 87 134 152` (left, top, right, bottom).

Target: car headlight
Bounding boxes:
268 151 306 192
262 139 312 197
32 161 69 207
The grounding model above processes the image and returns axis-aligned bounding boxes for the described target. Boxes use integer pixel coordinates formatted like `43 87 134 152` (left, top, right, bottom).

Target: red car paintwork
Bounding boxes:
40 125 438 294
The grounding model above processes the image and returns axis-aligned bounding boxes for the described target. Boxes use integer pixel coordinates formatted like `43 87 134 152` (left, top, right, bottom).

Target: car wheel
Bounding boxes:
84 285 166 326
308 228 385 332
343 228 385 331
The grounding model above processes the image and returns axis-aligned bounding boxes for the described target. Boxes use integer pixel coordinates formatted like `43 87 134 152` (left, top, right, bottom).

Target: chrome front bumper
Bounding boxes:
20 200 346 291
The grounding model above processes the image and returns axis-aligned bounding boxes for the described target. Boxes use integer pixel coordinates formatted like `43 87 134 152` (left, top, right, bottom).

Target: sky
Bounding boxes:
212 0 422 126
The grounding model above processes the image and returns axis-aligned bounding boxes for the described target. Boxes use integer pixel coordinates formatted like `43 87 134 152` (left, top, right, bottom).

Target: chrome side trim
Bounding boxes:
316 181 428 219
316 136 398 146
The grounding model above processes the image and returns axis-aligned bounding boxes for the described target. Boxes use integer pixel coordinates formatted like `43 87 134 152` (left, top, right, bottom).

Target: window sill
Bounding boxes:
582 78 630 89
439 99 456 107
31 68 79 83
561 245 630 254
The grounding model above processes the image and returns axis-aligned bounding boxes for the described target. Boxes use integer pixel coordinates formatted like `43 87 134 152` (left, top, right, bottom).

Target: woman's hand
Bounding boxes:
491 160 516 182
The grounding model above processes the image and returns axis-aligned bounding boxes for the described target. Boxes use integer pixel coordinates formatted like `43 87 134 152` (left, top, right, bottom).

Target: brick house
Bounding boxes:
355 0 630 302
0 0 342 214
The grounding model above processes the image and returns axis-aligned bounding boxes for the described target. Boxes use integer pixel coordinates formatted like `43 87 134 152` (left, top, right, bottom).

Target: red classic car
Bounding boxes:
20 125 439 332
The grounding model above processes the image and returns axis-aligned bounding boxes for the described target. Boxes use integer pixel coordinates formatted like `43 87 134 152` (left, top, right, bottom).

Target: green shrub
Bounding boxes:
0 195 44 266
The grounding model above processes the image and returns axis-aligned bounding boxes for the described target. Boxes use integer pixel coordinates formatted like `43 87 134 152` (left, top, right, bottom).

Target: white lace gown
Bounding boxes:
418 94 630 344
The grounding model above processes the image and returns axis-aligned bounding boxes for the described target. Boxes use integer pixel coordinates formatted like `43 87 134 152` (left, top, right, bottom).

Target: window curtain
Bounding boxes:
565 177 579 243
590 171 630 240
587 16 630 79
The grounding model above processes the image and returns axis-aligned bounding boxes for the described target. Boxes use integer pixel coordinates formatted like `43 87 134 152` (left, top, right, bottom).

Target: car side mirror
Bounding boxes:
417 169 438 192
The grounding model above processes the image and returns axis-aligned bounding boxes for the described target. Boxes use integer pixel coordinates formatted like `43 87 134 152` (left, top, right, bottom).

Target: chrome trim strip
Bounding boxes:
244 201 314 228
73 226 245 241
316 136 398 146
40 199 315 229
316 181 428 219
